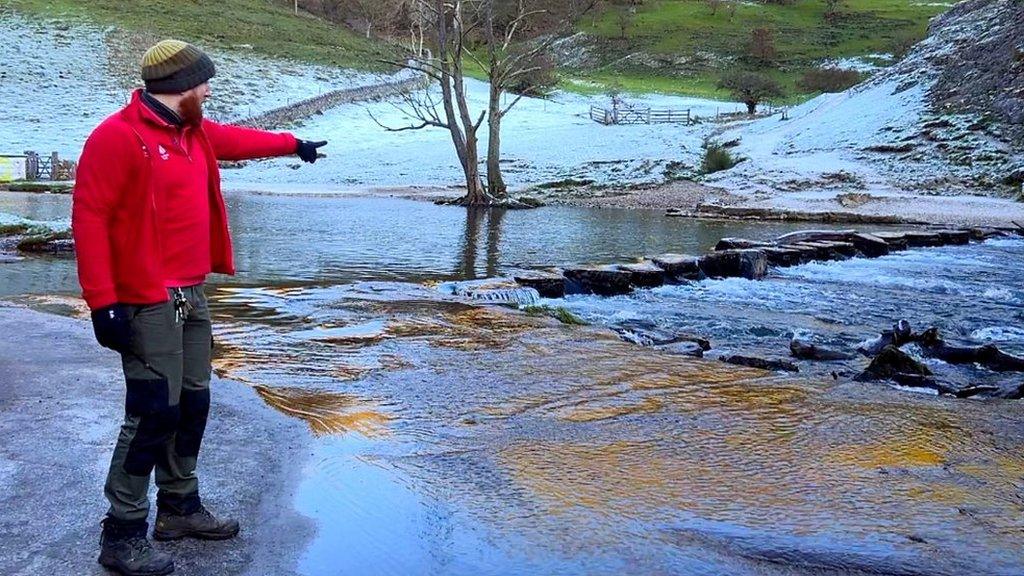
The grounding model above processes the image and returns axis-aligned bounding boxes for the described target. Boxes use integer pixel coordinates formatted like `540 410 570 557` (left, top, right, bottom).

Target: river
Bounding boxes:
2 190 1023 575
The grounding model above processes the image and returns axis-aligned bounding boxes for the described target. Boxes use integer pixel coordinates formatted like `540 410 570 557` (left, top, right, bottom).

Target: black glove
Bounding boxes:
296 139 328 164
91 304 132 353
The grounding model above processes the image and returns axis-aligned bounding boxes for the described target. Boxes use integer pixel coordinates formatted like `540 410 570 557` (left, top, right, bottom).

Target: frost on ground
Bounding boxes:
706 0 1024 209
0 11 400 159
222 79 728 192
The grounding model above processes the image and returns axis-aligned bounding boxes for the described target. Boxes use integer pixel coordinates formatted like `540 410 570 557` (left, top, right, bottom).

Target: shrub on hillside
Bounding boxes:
797 67 861 93
701 140 740 174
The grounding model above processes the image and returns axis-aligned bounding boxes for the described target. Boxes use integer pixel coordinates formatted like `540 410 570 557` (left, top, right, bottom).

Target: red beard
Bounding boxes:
180 92 204 127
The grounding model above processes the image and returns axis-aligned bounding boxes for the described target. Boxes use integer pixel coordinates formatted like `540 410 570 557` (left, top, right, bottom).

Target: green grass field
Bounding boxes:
574 0 949 98
7 0 395 70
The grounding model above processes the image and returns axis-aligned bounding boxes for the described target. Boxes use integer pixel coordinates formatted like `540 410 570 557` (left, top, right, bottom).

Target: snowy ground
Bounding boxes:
222 80 726 192
695 0 1024 223
0 11 402 160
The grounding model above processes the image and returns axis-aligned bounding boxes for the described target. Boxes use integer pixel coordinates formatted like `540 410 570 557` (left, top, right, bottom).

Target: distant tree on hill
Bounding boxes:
748 27 776 66
717 71 783 114
706 0 724 15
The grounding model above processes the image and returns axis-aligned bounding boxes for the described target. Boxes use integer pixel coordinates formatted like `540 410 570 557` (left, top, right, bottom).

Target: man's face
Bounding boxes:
179 82 211 127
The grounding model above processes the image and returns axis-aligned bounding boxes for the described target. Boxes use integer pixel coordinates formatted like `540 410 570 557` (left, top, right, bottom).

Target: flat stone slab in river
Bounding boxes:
934 229 971 245
650 253 701 281
698 249 768 280
617 261 666 288
761 247 805 267
870 231 910 250
564 266 633 296
903 231 944 247
514 271 566 298
714 238 774 251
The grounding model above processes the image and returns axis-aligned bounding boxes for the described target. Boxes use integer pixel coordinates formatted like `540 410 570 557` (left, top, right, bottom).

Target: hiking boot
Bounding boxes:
153 505 240 541
98 518 174 576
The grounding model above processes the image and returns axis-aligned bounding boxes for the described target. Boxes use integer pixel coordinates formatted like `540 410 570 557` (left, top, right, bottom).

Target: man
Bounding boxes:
73 39 327 576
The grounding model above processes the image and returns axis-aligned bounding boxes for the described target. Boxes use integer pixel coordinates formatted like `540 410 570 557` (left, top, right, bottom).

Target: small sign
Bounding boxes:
0 157 27 182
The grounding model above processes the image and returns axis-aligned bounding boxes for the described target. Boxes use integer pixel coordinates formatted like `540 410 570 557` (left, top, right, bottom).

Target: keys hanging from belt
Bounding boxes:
173 288 194 325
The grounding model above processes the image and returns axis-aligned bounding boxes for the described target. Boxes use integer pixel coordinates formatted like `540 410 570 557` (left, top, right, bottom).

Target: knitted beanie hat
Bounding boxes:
141 39 216 94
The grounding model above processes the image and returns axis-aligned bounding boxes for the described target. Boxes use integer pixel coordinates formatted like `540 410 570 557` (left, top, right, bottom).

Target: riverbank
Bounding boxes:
0 304 314 576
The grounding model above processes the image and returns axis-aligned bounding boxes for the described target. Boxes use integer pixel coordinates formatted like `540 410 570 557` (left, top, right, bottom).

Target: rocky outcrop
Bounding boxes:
855 345 933 385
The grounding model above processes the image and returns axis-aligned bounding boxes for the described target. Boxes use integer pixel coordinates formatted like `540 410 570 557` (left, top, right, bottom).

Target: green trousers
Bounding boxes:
104 284 212 521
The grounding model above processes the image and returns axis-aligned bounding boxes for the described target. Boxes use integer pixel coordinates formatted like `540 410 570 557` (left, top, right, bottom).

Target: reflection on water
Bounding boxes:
209 282 1024 576
254 385 390 437
1 190 856 296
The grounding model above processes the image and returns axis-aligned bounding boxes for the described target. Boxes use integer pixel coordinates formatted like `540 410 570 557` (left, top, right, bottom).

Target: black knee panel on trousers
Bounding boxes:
124 378 180 476
175 387 210 458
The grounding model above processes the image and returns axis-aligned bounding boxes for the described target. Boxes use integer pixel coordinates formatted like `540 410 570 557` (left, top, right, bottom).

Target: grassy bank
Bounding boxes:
571 0 949 98
8 0 396 70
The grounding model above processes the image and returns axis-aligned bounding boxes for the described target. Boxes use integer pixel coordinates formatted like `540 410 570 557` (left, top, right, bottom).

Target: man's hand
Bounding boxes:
91 304 132 353
296 139 328 164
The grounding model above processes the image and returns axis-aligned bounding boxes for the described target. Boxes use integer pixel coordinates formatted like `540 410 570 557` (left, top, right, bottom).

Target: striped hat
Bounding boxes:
141 39 216 94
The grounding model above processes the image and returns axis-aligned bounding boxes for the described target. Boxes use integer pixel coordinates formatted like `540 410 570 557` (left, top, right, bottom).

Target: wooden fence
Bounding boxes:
589 105 691 126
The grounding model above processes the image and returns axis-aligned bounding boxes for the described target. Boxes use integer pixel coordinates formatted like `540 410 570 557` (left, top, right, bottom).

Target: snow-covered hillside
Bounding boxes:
222 81 730 192
708 0 1024 199
0 11 400 159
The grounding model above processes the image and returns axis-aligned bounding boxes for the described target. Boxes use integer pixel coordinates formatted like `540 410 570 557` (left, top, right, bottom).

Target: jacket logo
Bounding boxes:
157 145 170 161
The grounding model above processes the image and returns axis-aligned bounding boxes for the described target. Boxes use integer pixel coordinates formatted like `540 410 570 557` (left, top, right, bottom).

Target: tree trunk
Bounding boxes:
746 100 757 114
486 81 507 199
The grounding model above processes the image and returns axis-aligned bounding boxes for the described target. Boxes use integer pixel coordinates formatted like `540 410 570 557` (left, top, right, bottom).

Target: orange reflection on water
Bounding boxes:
254 385 391 437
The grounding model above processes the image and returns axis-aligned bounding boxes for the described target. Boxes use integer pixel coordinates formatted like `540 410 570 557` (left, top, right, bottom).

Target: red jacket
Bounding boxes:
73 90 297 310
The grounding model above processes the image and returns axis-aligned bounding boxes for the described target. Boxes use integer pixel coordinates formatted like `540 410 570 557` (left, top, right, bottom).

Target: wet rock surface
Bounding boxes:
0 306 314 576
720 355 800 373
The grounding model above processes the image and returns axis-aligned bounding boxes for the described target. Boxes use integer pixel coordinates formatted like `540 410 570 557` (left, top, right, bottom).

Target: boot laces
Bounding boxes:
125 535 154 560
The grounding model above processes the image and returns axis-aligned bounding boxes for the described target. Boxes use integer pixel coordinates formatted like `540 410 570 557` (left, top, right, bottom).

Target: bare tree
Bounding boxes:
377 0 594 206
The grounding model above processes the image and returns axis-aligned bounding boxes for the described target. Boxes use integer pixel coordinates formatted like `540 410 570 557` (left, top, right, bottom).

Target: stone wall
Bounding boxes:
235 73 430 131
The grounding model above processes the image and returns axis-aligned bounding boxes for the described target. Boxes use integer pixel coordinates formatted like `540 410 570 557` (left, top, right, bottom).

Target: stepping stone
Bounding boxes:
698 249 768 280
617 261 666 288
564 266 633 296
651 253 701 281
514 271 566 298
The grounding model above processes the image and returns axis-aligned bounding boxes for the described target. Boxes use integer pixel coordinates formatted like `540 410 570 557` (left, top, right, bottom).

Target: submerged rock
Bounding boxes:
720 355 799 372
615 320 711 350
449 281 542 306
790 338 857 361
656 341 705 358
